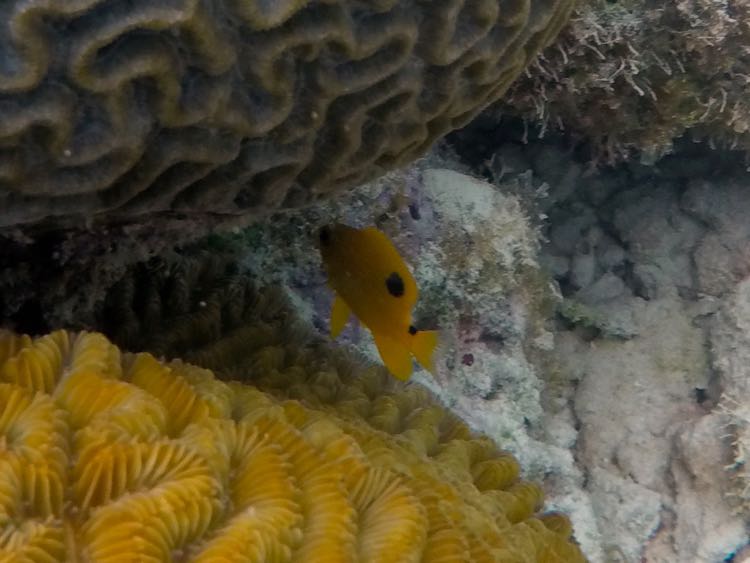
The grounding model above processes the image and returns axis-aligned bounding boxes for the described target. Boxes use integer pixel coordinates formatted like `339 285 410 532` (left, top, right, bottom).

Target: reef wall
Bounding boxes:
493 134 750 561
4 119 750 559
208 135 750 561
4 2 750 560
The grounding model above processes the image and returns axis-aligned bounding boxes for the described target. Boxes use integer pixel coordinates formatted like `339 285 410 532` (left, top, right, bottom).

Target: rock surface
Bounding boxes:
533 140 750 561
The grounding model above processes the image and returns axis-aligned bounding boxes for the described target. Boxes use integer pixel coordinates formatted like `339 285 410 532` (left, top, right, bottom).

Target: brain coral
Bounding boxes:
0 0 574 230
0 328 586 562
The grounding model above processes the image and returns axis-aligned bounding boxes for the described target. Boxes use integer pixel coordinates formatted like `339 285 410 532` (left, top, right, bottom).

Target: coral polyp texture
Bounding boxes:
0 329 587 562
0 0 573 230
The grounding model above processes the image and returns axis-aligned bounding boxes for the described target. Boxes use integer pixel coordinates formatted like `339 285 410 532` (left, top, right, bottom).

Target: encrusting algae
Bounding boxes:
0 328 587 562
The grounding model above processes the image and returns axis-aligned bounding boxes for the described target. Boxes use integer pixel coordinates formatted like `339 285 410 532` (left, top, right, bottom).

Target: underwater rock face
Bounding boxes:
711 279 750 518
531 138 750 561
0 0 573 231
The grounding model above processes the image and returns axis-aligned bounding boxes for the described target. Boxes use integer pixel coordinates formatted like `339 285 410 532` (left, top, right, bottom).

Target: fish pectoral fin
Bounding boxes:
330 295 352 339
410 330 439 374
372 331 413 381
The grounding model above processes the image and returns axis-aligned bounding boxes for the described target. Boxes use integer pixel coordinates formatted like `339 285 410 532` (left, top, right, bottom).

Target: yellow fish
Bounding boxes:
318 223 439 381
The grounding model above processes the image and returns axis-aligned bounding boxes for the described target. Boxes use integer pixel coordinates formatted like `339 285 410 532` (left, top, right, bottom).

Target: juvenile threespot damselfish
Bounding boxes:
318 223 439 381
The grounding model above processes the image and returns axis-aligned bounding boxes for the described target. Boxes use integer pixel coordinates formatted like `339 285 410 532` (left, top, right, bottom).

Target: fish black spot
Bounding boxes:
386 272 405 297
319 226 331 246
408 325 418 335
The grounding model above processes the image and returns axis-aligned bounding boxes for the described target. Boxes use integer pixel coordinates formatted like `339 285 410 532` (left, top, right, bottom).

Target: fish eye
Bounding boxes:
319 226 331 246
385 272 405 297
408 325 418 335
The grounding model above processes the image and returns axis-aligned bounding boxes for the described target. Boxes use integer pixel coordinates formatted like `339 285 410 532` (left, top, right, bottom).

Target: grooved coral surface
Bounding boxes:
0 329 586 562
0 0 573 230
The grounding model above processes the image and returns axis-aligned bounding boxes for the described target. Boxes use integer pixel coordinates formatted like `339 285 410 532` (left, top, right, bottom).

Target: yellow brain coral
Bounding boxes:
0 329 585 562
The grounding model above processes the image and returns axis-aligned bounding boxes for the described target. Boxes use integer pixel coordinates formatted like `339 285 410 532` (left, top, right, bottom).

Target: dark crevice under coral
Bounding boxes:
447 114 750 179
0 216 257 333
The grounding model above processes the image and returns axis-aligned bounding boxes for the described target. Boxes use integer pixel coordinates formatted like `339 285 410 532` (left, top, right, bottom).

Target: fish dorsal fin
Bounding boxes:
330 295 352 339
372 331 413 381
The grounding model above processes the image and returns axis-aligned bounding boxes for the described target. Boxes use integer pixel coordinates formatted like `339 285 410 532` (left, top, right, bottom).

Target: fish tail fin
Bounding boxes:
373 331 414 381
411 330 439 374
